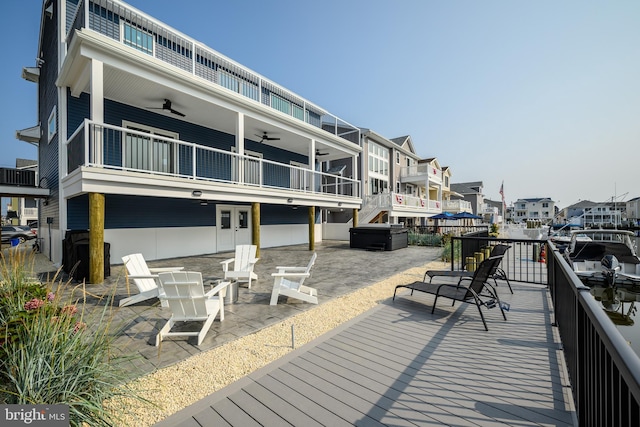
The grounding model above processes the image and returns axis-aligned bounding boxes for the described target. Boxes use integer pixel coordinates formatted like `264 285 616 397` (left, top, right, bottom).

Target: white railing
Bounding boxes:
391 193 434 210
355 192 444 224
22 208 38 217
443 199 472 212
357 193 391 223
68 0 360 145
399 164 442 183
66 120 359 198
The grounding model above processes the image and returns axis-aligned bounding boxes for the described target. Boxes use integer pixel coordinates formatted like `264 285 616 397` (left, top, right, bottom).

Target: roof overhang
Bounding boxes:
0 185 50 198
15 125 41 145
21 67 40 83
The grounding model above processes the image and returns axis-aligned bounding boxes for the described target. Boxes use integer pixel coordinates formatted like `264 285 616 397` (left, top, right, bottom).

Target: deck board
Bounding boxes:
155 282 576 426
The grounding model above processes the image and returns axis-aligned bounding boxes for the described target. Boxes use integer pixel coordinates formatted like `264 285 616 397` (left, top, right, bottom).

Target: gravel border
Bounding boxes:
107 260 448 426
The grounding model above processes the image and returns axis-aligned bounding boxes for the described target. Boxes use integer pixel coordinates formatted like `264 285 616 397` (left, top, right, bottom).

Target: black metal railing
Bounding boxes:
0 168 36 186
407 225 489 236
548 243 640 426
450 235 548 285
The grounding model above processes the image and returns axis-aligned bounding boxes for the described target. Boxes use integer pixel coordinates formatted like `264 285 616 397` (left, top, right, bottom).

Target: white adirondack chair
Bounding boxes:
120 253 184 307
270 252 318 305
220 245 259 288
156 271 230 346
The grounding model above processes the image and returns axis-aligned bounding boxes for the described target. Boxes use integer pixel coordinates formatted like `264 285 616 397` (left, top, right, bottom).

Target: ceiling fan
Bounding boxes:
315 149 329 156
255 131 280 142
148 99 185 117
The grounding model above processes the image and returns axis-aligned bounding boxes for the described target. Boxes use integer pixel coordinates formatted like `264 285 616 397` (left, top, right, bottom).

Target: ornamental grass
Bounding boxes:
0 248 149 426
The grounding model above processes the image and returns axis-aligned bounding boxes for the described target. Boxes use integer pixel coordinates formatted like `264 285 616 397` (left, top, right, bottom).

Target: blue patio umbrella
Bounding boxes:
453 212 482 219
430 212 455 220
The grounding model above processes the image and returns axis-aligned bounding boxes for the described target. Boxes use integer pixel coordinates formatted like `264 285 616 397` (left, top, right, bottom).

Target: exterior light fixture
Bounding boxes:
192 190 202 197
200 201 208 206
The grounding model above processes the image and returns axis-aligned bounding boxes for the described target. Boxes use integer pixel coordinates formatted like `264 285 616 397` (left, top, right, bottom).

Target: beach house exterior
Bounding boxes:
349 130 444 227
450 181 485 216
513 197 555 224
20 0 362 280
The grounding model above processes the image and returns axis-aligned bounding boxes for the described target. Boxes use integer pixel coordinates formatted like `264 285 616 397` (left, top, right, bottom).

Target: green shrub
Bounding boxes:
408 231 442 246
0 249 147 426
440 237 461 262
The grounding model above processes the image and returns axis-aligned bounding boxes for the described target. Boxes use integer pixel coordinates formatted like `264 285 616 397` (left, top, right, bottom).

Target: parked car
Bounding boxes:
1 225 37 243
27 221 38 236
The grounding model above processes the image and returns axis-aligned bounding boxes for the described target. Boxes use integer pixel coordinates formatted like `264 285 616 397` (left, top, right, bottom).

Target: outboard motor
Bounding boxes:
601 255 620 287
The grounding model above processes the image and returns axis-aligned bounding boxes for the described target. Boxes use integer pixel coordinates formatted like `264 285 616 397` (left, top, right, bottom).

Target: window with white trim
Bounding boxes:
47 106 57 142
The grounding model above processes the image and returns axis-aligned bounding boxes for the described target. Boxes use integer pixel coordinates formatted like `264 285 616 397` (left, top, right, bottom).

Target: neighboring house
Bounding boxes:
557 200 625 227
441 168 472 214
450 181 484 216
343 130 444 227
555 200 598 225
5 160 40 226
18 0 362 272
480 199 503 224
512 198 555 224
626 197 640 226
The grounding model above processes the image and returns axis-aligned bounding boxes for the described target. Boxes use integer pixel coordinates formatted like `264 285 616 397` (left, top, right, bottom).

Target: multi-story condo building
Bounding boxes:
512 198 555 224
346 131 444 227
19 0 363 278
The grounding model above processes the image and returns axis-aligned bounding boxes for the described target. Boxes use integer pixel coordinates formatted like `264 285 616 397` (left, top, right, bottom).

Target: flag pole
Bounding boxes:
499 181 505 236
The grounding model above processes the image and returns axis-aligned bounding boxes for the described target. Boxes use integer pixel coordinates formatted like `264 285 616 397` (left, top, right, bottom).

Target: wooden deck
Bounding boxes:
155 281 576 426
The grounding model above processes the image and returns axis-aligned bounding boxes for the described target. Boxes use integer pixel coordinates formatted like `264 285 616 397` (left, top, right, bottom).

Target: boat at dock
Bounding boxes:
564 229 640 286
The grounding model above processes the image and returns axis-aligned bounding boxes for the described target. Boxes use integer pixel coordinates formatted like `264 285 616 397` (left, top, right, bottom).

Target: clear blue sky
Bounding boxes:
2 0 639 211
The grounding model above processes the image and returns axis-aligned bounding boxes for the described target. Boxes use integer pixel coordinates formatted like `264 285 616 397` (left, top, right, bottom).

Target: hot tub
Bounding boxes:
349 225 408 251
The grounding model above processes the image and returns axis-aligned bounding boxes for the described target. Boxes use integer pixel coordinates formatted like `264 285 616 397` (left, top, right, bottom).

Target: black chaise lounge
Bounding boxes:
393 256 508 331
424 243 513 293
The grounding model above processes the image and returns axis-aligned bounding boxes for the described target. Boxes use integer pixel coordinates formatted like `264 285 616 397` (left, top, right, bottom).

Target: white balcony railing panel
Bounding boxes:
399 165 442 184
66 120 359 200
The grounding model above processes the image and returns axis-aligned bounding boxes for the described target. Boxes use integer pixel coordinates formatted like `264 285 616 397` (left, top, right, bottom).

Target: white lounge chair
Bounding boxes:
156 271 230 346
120 253 184 307
220 245 259 288
270 252 318 305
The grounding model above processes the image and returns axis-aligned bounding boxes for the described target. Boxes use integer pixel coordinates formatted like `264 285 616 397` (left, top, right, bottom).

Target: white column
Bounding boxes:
90 59 104 165
352 153 358 197
309 139 316 192
236 112 245 155
236 112 244 183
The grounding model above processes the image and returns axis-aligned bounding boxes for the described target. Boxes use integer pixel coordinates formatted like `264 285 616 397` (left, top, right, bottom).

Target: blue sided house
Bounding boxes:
21 0 362 279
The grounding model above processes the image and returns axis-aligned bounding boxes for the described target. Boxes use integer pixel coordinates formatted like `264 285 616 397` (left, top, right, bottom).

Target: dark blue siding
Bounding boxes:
260 205 313 225
67 196 312 230
67 91 90 137
68 195 217 229
38 3 60 227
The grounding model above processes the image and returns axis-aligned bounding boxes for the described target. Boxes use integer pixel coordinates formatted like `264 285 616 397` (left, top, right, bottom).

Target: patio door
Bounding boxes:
122 122 177 173
216 205 252 252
